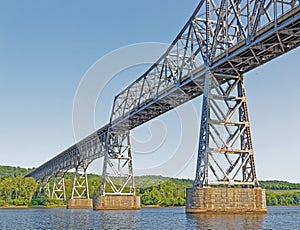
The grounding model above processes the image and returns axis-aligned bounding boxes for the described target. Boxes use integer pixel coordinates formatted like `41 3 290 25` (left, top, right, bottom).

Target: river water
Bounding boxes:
0 206 299 229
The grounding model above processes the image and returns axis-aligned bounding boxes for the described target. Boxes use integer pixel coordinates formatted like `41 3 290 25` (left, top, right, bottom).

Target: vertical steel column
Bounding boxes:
71 165 90 199
238 79 259 187
38 179 51 198
100 133 109 196
194 72 258 188
100 130 135 196
44 179 51 198
194 71 211 188
52 173 66 200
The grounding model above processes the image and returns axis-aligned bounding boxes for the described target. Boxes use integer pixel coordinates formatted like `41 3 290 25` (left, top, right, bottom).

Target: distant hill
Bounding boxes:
0 165 35 178
260 180 300 190
0 165 300 206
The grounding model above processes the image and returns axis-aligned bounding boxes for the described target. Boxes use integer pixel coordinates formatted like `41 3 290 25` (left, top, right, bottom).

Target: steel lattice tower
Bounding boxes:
194 72 258 188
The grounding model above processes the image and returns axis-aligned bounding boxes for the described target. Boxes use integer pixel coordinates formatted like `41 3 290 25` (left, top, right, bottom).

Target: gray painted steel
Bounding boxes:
26 1 300 190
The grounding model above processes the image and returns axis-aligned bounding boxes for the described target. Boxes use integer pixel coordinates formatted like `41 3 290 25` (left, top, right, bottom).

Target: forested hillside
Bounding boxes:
0 166 299 207
260 180 300 190
0 165 34 178
260 181 300 206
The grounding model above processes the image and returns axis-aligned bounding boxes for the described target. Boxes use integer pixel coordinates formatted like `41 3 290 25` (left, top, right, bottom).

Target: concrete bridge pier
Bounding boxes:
93 195 140 210
67 198 93 209
186 187 266 213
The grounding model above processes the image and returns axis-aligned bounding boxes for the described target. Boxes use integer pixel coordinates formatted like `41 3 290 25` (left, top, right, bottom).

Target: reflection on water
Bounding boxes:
99 211 136 229
188 213 266 230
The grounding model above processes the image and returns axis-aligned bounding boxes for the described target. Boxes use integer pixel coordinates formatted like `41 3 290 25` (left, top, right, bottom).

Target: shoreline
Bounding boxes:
141 205 185 209
0 205 66 209
1 205 300 210
0 206 29 209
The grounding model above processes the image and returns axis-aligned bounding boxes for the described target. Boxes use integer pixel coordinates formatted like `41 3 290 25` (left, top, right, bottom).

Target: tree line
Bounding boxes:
0 176 36 206
260 180 300 190
266 191 300 206
0 165 299 207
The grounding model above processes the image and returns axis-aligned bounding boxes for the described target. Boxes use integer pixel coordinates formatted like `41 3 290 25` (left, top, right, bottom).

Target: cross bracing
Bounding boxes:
26 1 300 190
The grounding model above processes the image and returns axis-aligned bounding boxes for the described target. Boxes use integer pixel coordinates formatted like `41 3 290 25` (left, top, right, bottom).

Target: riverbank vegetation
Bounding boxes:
0 165 299 207
260 181 300 206
0 176 36 207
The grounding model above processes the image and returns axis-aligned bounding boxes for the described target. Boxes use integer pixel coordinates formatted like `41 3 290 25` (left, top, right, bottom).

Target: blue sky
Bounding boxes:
1 1 299 182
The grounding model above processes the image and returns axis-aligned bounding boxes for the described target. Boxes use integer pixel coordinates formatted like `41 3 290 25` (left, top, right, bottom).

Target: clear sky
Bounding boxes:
1 1 299 182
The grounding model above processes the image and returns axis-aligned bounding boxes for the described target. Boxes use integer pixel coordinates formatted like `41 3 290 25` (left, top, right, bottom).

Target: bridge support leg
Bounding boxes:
67 165 93 209
52 173 66 201
45 181 50 199
186 72 266 213
94 131 140 210
38 179 51 199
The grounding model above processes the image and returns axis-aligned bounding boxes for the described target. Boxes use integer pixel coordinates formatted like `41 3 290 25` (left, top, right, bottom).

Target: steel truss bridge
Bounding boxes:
26 0 300 200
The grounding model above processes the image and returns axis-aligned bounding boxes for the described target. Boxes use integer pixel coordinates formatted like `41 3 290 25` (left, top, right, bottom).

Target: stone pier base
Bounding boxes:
67 199 93 209
186 187 267 213
93 195 141 210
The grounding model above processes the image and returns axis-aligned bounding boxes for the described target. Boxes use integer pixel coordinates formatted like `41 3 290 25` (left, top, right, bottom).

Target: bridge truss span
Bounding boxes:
26 126 109 181
110 0 300 130
26 0 300 201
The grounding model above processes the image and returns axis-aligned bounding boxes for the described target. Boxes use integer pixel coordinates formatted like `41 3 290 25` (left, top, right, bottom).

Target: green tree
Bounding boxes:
0 176 36 206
